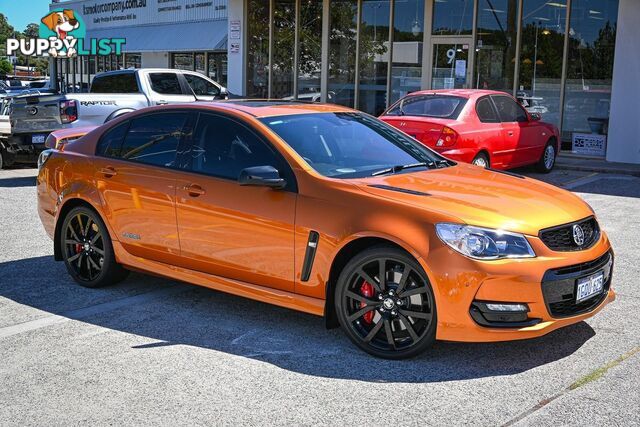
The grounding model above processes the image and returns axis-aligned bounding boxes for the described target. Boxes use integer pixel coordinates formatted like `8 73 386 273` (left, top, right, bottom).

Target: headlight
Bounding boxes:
436 223 535 260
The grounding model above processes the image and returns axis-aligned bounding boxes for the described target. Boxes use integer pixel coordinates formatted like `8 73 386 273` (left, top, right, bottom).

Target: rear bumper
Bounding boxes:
5 133 49 164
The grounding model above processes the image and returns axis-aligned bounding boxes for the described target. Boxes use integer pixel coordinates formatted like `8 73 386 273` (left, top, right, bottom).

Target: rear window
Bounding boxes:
385 95 466 119
91 73 139 93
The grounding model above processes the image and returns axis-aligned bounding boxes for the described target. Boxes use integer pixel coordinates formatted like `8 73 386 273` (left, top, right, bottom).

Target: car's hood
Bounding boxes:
353 163 592 236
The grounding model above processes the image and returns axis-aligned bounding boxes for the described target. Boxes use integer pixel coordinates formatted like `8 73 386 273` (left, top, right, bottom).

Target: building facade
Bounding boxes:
50 0 229 91
48 0 639 164
227 0 639 163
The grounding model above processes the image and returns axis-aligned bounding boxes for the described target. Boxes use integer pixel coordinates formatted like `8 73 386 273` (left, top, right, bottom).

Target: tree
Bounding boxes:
0 13 16 57
24 23 40 39
0 58 12 75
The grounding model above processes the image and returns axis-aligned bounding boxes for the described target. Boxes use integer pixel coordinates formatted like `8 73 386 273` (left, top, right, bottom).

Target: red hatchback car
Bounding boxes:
380 90 560 172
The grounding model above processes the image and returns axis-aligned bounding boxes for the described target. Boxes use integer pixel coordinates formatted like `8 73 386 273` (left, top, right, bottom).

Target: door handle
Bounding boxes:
99 167 117 177
184 184 205 197
157 100 168 105
507 131 514 136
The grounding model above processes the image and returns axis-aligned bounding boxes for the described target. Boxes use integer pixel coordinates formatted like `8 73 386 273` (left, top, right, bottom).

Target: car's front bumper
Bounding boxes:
424 230 615 342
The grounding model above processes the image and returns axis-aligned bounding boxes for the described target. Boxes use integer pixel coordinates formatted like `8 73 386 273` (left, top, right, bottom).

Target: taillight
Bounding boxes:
60 99 78 123
436 126 458 148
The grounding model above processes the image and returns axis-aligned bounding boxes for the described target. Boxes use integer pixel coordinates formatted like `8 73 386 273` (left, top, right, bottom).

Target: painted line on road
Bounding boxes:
563 173 639 190
0 284 189 340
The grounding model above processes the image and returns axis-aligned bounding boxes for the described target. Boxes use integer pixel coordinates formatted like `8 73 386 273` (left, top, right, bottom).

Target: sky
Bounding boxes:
0 0 52 33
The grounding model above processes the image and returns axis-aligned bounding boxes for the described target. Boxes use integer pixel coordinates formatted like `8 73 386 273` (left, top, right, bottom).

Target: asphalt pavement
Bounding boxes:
0 166 638 426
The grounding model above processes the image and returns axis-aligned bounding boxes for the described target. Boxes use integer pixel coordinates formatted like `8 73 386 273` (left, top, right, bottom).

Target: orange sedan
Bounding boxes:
36 101 614 359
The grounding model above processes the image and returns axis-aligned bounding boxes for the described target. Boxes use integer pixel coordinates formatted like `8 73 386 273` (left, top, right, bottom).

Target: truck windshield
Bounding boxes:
261 112 450 179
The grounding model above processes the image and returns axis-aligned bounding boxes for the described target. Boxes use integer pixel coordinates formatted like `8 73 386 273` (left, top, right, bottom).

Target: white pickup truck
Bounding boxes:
5 68 227 168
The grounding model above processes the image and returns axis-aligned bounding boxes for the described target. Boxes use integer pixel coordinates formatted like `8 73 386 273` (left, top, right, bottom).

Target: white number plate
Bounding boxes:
576 271 604 302
32 134 46 144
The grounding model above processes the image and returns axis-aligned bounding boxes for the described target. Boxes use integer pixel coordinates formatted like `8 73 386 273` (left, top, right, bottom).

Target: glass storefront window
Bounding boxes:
431 43 470 89
432 0 474 35
358 0 390 115
247 0 270 98
125 53 141 69
328 0 358 107
208 53 228 86
517 0 567 128
391 0 424 103
562 0 618 145
475 0 519 92
172 53 194 71
272 0 296 99
195 52 206 74
298 0 323 100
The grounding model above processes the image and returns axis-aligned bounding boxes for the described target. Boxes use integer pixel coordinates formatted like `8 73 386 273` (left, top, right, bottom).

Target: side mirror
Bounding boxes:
238 165 286 189
529 112 542 121
219 87 229 99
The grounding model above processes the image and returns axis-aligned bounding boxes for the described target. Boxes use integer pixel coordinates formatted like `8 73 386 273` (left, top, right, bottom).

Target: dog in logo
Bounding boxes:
41 10 80 57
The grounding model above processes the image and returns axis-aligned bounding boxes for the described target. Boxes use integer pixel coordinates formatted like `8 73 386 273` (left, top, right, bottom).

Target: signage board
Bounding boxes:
572 133 607 157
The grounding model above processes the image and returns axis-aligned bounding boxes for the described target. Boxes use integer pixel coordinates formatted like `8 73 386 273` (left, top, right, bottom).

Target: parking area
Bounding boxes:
0 166 638 426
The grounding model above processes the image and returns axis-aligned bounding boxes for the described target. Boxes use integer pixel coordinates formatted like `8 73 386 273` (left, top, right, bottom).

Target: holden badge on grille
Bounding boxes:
572 224 585 246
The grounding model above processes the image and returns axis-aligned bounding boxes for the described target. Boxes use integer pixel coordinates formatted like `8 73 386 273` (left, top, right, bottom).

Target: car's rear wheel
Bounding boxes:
536 140 556 173
60 206 129 288
472 152 490 168
335 246 437 359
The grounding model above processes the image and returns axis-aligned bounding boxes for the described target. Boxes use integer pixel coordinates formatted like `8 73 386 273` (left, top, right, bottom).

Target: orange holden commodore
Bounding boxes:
36 101 614 359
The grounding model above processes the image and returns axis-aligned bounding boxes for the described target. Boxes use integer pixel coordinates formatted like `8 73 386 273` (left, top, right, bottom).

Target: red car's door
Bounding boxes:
491 95 535 167
474 96 515 168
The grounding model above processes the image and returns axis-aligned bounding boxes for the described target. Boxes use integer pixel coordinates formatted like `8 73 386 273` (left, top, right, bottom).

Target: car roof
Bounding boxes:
204 100 357 118
404 89 508 99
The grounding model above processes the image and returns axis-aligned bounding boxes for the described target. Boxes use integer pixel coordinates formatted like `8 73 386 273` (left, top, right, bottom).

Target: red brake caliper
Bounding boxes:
360 281 375 324
75 243 83 254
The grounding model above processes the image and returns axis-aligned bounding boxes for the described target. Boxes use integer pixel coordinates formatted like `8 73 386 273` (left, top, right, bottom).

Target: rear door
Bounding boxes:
173 112 297 292
146 72 196 105
92 111 193 263
492 95 541 167
474 96 511 167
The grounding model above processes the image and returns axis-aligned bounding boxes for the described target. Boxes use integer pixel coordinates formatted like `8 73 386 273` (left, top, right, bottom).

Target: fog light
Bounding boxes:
485 303 528 312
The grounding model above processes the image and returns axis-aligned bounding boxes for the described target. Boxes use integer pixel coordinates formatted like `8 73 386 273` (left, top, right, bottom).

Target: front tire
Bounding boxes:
60 206 129 288
536 140 557 173
335 246 437 359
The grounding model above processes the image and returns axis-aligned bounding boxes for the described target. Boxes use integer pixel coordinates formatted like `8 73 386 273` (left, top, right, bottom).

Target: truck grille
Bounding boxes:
539 217 599 251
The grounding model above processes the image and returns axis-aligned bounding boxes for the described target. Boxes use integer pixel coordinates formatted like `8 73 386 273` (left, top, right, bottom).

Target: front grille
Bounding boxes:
541 251 613 318
539 216 599 251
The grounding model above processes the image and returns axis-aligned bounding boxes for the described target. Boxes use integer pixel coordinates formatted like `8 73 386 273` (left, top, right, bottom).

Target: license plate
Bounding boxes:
576 271 605 302
32 134 46 144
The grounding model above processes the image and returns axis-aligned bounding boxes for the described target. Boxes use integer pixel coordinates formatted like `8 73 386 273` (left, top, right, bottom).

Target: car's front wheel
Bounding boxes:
335 246 437 359
60 206 129 288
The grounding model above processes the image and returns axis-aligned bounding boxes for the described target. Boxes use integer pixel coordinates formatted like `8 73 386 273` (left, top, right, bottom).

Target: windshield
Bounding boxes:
384 95 466 119
261 112 449 179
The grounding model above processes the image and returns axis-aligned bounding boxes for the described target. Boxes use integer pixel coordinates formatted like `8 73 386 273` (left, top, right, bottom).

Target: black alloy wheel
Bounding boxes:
60 206 128 288
335 246 437 359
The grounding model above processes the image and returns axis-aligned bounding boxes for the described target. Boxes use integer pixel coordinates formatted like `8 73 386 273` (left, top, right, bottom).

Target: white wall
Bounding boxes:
141 52 170 68
226 0 245 95
607 0 640 164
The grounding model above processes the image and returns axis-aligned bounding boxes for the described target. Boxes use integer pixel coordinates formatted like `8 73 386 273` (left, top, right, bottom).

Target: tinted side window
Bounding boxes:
184 74 220 97
476 97 499 123
149 73 182 95
91 74 139 93
492 96 528 122
119 113 189 167
96 121 129 157
187 113 283 181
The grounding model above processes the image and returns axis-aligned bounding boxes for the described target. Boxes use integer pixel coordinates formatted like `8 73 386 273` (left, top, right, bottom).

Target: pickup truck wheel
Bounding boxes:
60 206 129 288
0 150 4 169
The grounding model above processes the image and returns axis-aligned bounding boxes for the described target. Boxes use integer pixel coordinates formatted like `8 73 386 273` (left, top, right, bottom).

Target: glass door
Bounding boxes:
431 38 473 89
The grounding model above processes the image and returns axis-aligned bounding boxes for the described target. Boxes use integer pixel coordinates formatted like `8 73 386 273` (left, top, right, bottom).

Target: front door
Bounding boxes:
174 112 297 292
93 111 192 263
430 38 474 89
